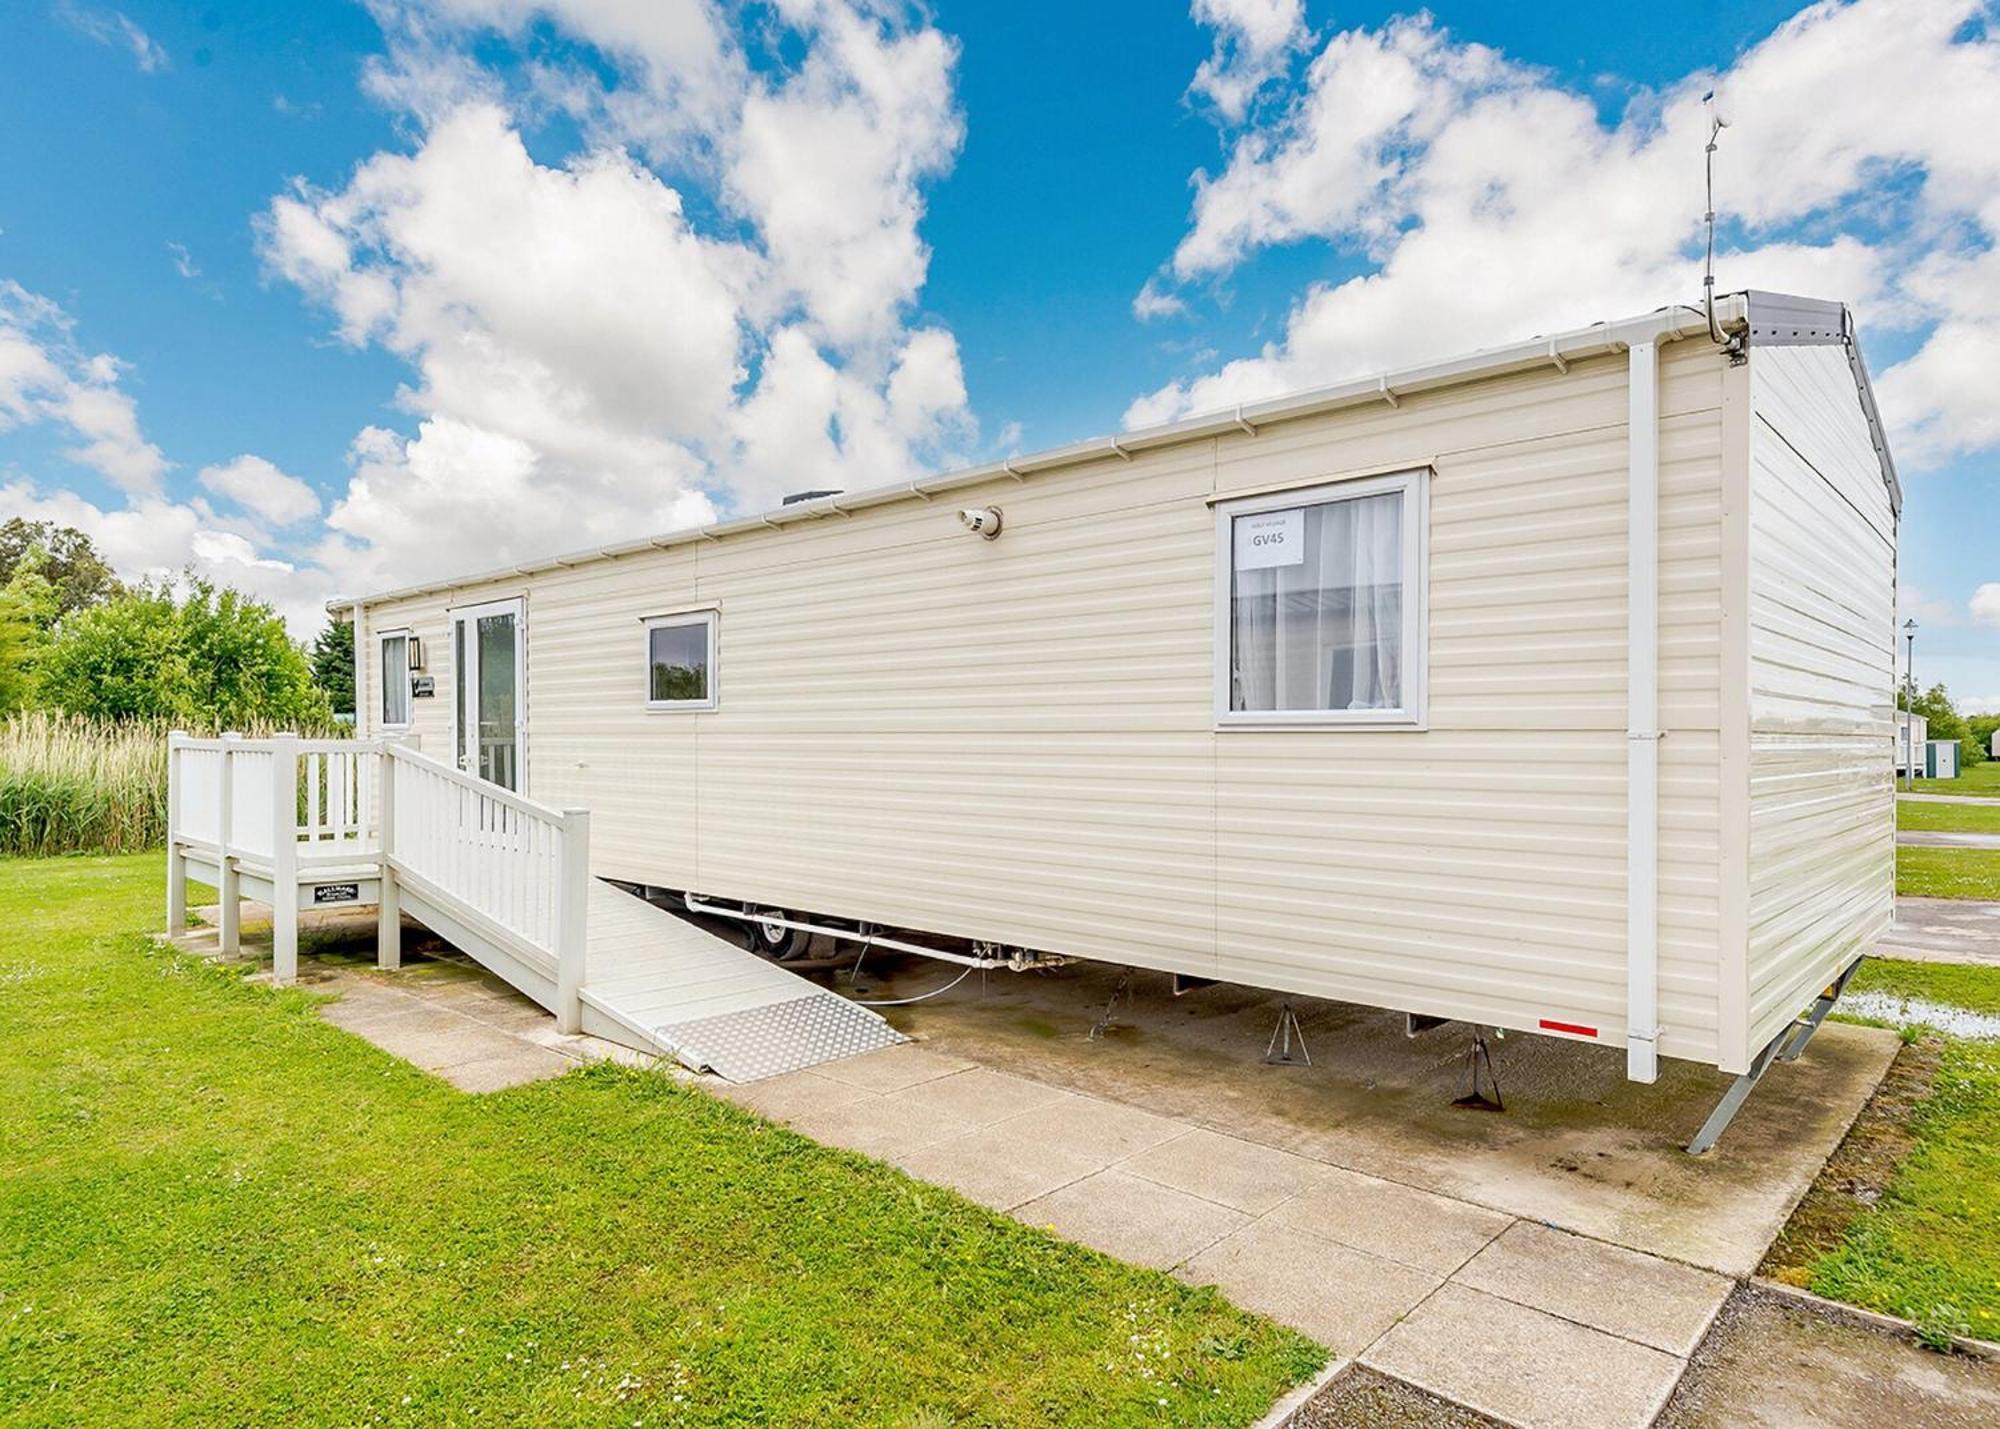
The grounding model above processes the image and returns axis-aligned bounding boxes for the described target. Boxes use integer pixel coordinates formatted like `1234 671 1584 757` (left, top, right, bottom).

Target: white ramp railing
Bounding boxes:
167 734 589 1029
383 744 590 1029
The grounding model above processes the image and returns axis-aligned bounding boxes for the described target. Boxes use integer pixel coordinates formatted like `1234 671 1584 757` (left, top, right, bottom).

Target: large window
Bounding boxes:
380 631 412 729
644 611 717 710
1214 470 1427 727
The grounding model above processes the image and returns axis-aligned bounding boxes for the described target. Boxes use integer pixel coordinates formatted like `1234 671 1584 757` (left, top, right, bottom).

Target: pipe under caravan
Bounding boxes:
333 292 1901 1094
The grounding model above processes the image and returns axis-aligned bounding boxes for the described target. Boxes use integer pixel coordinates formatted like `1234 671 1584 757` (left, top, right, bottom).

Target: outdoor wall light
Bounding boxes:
958 506 1003 540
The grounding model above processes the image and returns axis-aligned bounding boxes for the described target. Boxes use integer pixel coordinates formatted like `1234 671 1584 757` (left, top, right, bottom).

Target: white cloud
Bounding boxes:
166 242 199 280
249 0 973 600
0 281 166 495
1132 0 2000 463
54 3 169 73
198 454 322 528
1187 0 1310 123
1971 583 2000 630
1901 582 1961 628
1131 278 1187 321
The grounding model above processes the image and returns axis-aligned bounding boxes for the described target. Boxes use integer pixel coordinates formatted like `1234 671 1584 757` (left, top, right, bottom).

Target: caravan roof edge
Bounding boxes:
328 295 1777 614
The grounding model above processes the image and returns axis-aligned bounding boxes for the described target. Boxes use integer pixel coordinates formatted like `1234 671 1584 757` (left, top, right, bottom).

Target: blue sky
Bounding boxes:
0 0 1993 704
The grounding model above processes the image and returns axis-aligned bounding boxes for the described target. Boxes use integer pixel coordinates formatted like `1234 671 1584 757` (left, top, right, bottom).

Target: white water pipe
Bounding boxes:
680 893 1064 972
1626 339 1662 1084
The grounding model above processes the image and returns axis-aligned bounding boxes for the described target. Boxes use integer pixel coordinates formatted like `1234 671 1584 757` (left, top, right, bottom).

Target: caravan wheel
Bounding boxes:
751 909 808 961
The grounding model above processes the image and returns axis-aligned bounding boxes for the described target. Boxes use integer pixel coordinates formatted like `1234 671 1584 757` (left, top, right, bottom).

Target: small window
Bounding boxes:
1215 470 1427 727
380 632 412 728
644 612 716 710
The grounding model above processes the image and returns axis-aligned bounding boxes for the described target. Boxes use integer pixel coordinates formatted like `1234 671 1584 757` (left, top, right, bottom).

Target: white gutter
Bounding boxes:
1626 340 1662 1083
325 299 1742 614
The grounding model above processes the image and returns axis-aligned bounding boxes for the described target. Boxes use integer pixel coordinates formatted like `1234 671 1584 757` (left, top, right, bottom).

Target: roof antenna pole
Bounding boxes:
1702 92 1741 358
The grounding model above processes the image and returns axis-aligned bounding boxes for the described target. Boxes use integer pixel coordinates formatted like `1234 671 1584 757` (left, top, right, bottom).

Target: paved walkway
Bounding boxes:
1878 896 2000 966
724 1044 1731 1429
1898 830 2000 849
1901 791 2000 805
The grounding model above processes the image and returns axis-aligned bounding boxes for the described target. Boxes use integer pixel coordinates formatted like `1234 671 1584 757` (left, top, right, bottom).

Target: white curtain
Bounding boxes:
1231 491 1404 712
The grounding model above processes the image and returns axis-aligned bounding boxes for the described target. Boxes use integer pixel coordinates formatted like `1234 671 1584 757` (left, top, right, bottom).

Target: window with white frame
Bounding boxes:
1215 470 1427 726
644 611 717 710
380 631 413 728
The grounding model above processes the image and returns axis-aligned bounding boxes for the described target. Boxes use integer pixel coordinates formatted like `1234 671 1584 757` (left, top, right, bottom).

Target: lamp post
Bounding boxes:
1904 618 1918 790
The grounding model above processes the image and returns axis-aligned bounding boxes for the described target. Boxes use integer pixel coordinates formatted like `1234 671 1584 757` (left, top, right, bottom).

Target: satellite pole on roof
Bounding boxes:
1702 91 1736 352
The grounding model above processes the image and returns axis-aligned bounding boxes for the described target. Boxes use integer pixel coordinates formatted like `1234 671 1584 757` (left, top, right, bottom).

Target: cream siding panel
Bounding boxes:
1744 345 1896 1057
1214 345 1724 1064
357 341 1738 1068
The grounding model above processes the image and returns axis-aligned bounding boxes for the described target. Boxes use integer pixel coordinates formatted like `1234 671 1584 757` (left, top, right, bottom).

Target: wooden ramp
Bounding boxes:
577 881 905 1081
166 734 903 1086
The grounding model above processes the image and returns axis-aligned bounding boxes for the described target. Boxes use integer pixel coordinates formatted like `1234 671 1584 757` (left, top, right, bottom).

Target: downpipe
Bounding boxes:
1626 338 1663 1083
681 893 1070 972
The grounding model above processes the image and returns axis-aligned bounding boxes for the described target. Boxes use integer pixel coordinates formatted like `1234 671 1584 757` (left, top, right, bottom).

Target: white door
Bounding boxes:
450 598 526 792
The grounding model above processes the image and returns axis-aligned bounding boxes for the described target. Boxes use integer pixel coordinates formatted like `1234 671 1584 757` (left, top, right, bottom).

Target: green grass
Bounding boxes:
1849 958 2000 1019
0 854 1322 1426
1897 846 2000 900
1898 798 2000 834
1803 958 2000 1343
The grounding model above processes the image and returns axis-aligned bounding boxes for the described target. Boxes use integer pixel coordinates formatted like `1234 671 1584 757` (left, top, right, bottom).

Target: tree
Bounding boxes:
37 580 331 729
0 519 122 617
309 617 355 718
0 584 36 715
1899 681 1986 768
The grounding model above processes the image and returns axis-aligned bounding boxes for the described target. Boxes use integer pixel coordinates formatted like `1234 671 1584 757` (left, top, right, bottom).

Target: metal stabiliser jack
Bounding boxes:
1686 959 1861 1155
1264 1000 1311 1066
1088 968 1135 1041
1453 1029 1505 1112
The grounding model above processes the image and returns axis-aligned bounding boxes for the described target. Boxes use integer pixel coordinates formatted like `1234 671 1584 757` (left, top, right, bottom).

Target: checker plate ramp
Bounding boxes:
654 994 907 1082
577 879 906 1082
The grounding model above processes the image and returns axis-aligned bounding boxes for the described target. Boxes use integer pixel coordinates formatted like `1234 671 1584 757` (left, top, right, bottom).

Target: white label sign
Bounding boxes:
1234 508 1305 569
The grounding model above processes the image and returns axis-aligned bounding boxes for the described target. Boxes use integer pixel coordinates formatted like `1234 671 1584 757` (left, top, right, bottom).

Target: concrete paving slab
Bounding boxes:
1899 830 2000 849
991 1089 1189 1162
877 1067 1074 1126
1364 1283 1685 1429
892 1120 1116 1211
1120 1128 1332 1215
440 1048 574 1093
1901 792 2000 805
1454 1221 1730 1356
784 1092 982 1162
857 956 1900 1275
1179 1219 1440 1356
1269 1167 1513 1276
1015 1169 1249 1270
1877 897 2000 967
711 1068 872 1123
355 1016 537 1074
808 1042 974 1093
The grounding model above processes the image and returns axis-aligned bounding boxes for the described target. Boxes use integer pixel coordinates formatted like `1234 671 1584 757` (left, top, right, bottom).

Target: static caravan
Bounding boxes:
1898 712 1928 775
336 291 1900 1094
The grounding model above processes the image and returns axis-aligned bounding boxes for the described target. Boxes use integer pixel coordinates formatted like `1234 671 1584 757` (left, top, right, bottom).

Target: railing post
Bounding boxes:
377 745 401 971
218 733 241 955
269 734 300 985
555 807 590 1034
165 730 188 936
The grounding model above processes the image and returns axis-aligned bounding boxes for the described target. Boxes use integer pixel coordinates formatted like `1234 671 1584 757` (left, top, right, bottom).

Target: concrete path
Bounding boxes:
1901 791 2000 806
725 1044 1732 1429
1898 830 2000 849
1878 897 2000 966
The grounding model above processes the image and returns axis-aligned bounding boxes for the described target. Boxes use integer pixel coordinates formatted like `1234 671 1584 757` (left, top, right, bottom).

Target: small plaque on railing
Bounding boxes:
313 883 360 905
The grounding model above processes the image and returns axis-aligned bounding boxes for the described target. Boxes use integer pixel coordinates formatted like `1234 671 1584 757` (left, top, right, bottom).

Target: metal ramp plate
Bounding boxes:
580 880 905 1082
651 993 906 1082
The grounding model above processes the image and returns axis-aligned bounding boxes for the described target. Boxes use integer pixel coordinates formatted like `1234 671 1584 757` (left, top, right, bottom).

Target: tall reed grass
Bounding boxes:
0 712 344 857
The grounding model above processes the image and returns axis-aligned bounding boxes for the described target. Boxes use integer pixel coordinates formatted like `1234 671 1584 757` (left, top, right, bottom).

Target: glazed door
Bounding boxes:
450 598 525 792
